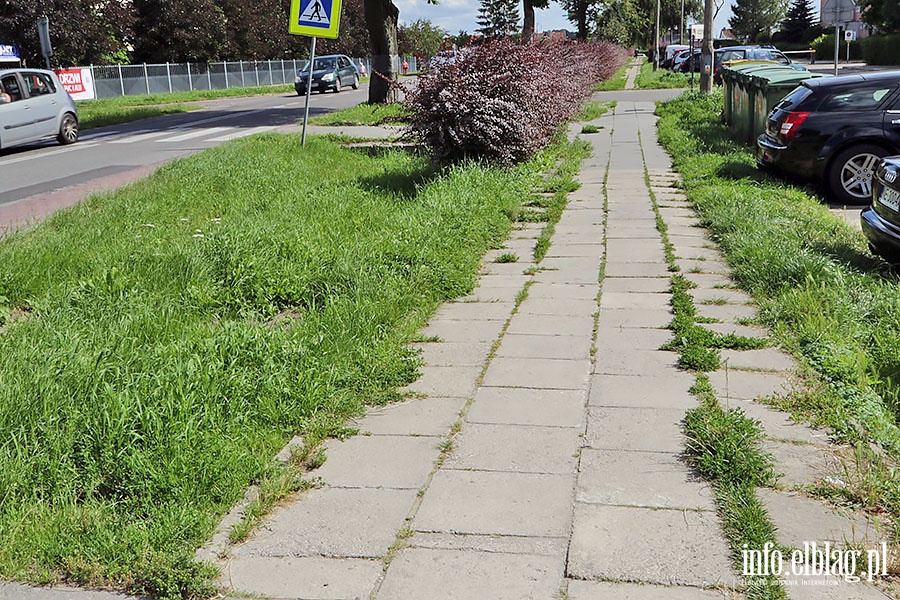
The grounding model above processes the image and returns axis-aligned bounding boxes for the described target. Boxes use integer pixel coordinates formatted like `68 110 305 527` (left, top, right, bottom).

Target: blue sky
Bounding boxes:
395 0 737 39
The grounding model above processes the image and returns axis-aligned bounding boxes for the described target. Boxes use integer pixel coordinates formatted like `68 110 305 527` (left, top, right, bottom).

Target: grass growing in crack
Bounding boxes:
0 134 545 597
685 376 785 599
575 100 612 122
496 252 519 263
532 138 592 262
656 89 900 532
580 124 601 134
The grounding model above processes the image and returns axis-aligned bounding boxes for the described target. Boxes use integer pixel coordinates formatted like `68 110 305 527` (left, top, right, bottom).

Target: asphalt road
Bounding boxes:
0 84 369 225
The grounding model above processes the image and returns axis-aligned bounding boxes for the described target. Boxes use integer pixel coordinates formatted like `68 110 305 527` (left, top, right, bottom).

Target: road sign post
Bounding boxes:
289 0 342 146
37 16 52 69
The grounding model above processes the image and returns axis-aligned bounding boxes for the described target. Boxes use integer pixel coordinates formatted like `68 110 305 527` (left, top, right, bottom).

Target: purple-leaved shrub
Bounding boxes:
404 40 628 165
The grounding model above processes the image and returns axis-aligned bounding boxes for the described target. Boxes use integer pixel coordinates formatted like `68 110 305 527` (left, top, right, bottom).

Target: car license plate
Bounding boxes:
879 186 900 212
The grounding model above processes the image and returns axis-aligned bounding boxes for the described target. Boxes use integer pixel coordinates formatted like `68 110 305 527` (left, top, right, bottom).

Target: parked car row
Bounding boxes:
662 44 805 83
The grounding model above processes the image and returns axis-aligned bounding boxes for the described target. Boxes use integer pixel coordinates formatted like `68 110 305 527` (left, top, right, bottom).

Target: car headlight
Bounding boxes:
322 73 335 82
294 76 303 84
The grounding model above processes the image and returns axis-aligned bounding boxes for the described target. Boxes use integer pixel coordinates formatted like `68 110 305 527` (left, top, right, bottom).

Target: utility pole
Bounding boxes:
680 0 685 44
654 0 661 70
699 0 714 92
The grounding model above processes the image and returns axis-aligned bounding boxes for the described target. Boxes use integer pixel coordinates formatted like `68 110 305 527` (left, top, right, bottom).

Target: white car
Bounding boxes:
0 68 78 150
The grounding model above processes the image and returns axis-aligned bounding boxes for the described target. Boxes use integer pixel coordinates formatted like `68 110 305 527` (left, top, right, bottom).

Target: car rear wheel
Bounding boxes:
57 113 78 145
351 75 359 89
828 144 888 204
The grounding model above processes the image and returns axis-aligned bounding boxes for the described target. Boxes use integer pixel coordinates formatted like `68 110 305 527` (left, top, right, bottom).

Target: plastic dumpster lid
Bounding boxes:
751 69 821 89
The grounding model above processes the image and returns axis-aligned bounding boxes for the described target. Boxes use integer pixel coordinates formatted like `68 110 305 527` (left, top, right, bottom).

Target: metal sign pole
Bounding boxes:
301 36 316 147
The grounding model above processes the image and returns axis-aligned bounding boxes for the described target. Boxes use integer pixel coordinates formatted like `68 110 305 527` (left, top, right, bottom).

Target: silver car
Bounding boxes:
0 68 78 150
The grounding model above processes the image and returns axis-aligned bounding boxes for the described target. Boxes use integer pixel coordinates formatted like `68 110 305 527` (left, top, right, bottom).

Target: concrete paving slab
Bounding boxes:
505 314 596 336
314 435 439 489
377 547 563 600
593 347 679 376
233 487 417 558
679 259 731 275
223 555 381 600
728 398 826 445
678 247 726 262
468 387 586 428
601 291 672 311
720 348 797 373
606 239 667 263
458 285 522 303
494 333 592 360
602 277 670 293
445 423 580 474
0 585 141 600
759 488 887 548
707 369 790 401
703 322 770 340
413 470 574 537
695 302 758 323
404 365 482 398
689 288 753 305
534 267 599 285
518 297 598 317
607 226 664 239
544 243 605 259
598 307 673 329
605 262 673 278
420 319 506 343
585 407 686 453
577 449 716 510
595 325 672 350
526 282 599 300
567 504 733 586
764 440 839 488
479 262 535 278
408 532 567 556
412 341 493 366
432 301 515 321
354 397 466 437
588 374 697 409
682 272 735 289
567 580 733 599
482 357 591 389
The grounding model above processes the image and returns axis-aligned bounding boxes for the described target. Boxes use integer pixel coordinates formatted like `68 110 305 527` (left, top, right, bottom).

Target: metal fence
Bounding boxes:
76 56 418 99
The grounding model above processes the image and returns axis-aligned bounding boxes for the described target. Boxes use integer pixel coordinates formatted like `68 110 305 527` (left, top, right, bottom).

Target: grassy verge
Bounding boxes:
595 60 630 91
656 89 900 552
0 134 544 597
635 61 690 89
309 102 410 126
76 84 295 130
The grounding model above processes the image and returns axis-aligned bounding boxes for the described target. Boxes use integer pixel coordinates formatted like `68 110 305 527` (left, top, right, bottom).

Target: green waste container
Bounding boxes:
720 61 779 127
750 70 821 143
722 62 792 144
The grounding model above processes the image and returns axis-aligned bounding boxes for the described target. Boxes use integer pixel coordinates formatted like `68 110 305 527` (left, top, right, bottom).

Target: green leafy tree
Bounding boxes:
777 0 817 43
0 0 133 67
593 0 701 48
560 0 596 40
858 0 900 33
399 19 447 60
477 0 521 37
132 0 229 62
522 0 550 43
729 0 789 42
318 0 372 57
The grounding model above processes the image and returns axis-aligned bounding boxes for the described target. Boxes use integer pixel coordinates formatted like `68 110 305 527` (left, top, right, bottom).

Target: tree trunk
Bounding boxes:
576 0 588 41
364 0 399 104
522 0 535 44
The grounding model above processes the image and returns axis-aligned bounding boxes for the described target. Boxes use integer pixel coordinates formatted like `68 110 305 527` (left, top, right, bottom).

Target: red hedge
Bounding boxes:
404 40 628 165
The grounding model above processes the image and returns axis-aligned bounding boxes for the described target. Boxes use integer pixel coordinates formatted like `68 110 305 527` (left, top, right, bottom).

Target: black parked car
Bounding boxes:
861 157 900 260
757 71 900 204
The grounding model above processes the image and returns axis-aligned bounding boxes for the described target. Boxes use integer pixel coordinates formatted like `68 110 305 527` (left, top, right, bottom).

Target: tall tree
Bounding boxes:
521 0 550 42
0 0 133 67
858 0 900 33
560 0 594 40
777 0 817 43
477 0 521 37
364 0 400 103
728 0 789 42
399 20 447 60
132 0 228 63
593 0 701 49
318 0 372 57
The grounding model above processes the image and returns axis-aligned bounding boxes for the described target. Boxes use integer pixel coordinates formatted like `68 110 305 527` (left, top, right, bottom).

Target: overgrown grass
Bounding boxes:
656 89 900 549
309 102 410 126
76 84 295 129
575 100 611 122
595 60 630 91
635 61 690 89
0 134 542 597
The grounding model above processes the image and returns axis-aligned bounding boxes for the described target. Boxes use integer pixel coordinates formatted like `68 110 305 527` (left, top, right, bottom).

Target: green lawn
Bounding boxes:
635 61 691 89
0 133 549 597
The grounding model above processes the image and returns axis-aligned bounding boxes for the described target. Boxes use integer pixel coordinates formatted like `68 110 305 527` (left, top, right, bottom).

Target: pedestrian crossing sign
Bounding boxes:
290 0 342 38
